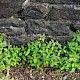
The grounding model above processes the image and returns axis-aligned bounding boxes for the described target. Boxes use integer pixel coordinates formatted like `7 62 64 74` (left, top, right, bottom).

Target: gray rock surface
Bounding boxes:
25 19 71 36
70 21 80 32
0 18 26 46
20 3 80 20
0 18 26 34
0 0 80 46
0 0 25 18
19 3 49 19
30 0 80 4
46 4 80 20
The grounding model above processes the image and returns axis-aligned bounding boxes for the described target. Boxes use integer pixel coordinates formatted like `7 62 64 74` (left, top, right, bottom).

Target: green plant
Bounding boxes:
23 31 80 72
0 30 80 76
22 34 62 69
0 33 20 79
72 30 80 42
73 78 76 80
59 31 80 72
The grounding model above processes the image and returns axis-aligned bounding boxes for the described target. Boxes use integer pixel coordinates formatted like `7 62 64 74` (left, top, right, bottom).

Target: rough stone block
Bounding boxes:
20 3 80 20
46 4 80 20
0 18 26 35
25 19 71 36
30 0 80 4
19 3 49 19
0 0 25 18
70 21 80 32
25 19 73 43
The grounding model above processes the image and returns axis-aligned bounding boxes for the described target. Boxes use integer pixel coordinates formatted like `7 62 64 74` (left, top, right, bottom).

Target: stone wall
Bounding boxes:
0 0 80 46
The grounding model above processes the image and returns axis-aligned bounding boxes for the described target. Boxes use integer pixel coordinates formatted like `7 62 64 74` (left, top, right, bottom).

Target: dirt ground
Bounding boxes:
4 66 79 80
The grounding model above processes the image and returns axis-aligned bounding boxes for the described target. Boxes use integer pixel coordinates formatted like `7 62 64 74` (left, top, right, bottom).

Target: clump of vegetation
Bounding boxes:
59 31 80 72
24 31 80 72
25 34 62 69
0 31 80 79
0 33 20 79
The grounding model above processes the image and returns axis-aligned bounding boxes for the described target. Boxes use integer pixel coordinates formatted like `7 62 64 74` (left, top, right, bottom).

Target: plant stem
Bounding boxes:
6 69 10 80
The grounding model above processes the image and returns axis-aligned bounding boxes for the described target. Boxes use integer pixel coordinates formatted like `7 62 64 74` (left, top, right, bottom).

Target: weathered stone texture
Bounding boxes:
0 0 80 46
26 19 71 36
0 0 25 18
20 3 80 20
70 21 80 32
0 18 26 37
46 4 80 20
30 0 80 4
25 19 73 43
19 3 49 19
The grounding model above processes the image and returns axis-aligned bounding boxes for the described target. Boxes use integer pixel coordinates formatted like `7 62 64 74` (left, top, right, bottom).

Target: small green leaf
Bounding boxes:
25 49 30 56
